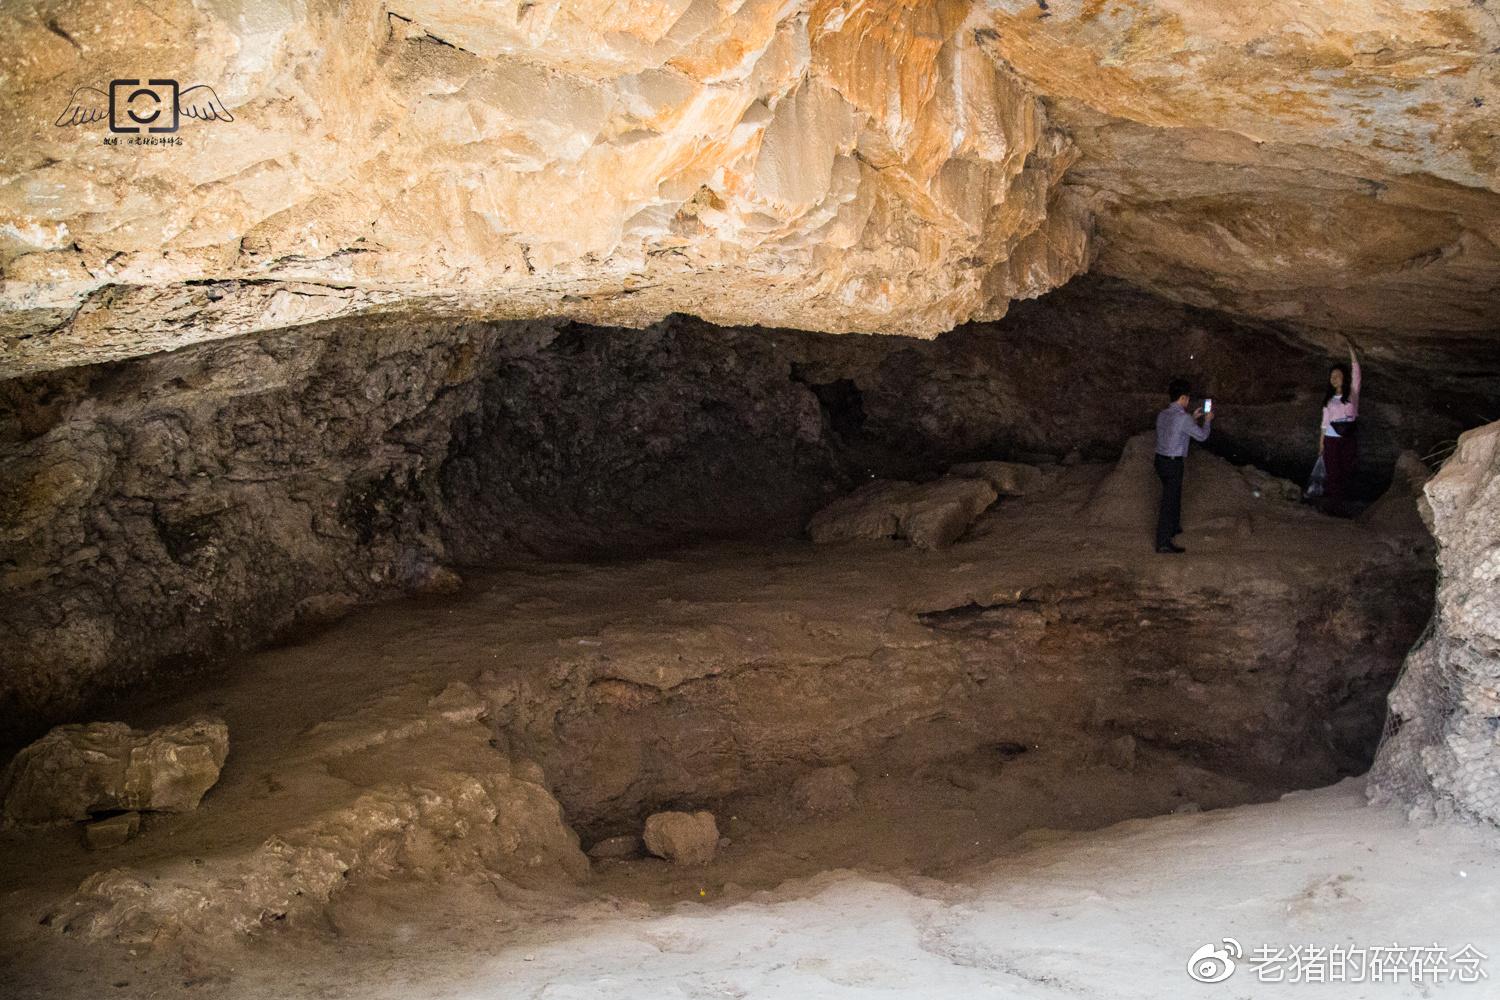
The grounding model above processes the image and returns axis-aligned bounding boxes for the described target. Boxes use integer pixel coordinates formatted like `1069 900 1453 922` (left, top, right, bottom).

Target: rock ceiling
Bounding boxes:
1 0 1497 377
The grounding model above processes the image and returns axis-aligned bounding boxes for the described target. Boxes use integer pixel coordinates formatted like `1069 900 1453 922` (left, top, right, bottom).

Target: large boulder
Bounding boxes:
642 810 719 865
1 716 229 825
807 476 998 551
947 461 1045 497
38 683 590 946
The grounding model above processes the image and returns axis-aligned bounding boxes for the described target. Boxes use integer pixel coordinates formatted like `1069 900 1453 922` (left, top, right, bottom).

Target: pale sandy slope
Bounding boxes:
277 780 1500 999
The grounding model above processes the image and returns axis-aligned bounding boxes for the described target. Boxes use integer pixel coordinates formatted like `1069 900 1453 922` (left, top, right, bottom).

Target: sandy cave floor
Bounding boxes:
195 783 1500 999
10 782 1500 999
2 461 1480 998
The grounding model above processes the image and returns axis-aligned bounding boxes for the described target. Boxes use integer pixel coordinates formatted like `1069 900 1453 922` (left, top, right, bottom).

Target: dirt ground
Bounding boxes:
10 779 1499 999
0 456 1450 998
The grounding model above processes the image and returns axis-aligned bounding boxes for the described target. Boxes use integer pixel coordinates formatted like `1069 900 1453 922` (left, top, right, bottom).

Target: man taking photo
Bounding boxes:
1154 378 1213 554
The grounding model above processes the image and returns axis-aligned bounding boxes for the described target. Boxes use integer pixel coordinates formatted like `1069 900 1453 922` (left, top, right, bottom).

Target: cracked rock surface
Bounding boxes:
15 681 586 949
1 717 228 825
5 1 1499 374
1371 418 1500 824
1 0 1089 373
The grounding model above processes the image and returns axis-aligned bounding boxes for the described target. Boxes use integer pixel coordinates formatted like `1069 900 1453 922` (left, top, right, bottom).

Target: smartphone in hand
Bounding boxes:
1203 398 1213 414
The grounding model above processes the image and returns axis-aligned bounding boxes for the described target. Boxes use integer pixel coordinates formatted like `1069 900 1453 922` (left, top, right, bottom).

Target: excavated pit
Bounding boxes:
2 275 1477 996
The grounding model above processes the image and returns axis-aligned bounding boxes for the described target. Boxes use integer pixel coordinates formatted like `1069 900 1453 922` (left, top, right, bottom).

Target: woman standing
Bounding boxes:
1319 339 1361 514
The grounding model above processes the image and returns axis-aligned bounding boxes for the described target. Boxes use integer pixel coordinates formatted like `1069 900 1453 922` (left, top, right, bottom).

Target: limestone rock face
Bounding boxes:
1 717 229 825
0 316 525 747
6 1 1496 377
0 0 1090 376
642 809 719 865
977 1 1500 341
1371 421 1500 824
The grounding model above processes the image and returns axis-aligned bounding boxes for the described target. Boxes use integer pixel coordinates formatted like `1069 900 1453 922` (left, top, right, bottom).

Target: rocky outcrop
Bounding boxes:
1370 421 1500 824
0 457 1434 950
806 474 999 550
977 1 1500 341
4 1 1498 376
34 682 588 946
1 717 228 825
0 315 527 746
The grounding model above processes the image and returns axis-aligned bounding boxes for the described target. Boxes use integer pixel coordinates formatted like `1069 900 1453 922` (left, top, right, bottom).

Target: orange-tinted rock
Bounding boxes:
0 0 1088 376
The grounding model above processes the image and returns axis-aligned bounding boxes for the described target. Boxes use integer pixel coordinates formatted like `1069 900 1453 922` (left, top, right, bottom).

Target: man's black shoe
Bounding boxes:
1156 543 1186 554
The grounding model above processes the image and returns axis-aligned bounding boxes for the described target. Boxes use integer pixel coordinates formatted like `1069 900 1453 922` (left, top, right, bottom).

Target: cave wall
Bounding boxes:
1370 419 1500 824
444 275 1488 564
1 277 1482 748
0 317 527 745
439 320 838 559
960 280 1497 490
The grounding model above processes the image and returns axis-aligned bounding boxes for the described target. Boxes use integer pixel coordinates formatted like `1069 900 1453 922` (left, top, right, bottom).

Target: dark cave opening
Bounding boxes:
791 370 868 441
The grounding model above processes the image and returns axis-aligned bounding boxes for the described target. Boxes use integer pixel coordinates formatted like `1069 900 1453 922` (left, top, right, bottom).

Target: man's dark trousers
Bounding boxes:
1154 454 1184 548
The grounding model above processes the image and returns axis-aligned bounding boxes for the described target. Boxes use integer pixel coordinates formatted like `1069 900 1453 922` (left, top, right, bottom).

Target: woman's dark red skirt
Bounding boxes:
1322 420 1358 511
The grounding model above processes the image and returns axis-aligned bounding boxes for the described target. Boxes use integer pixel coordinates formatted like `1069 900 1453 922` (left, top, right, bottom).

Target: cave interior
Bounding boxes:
5 0 1500 995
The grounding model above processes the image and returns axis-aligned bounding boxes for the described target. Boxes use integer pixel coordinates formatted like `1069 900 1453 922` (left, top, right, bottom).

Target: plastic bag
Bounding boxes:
1305 455 1326 499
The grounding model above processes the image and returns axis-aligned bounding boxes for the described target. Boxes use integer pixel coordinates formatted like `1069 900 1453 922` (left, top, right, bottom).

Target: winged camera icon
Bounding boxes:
55 80 234 134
